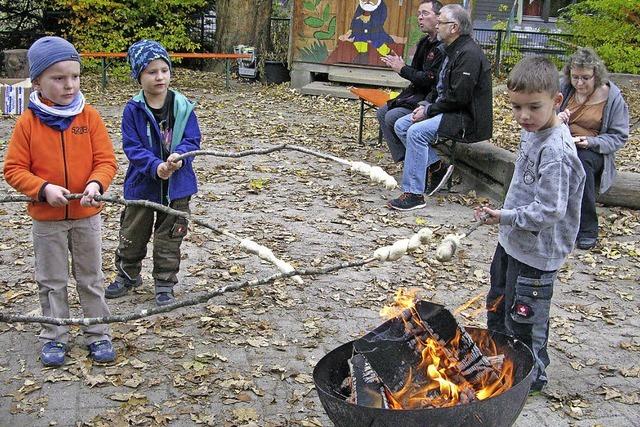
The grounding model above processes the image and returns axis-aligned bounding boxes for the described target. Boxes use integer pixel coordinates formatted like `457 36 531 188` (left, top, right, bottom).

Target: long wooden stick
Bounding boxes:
0 193 303 283
172 143 350 166
172 143 395 188
0 258 374 326
0 194 234 239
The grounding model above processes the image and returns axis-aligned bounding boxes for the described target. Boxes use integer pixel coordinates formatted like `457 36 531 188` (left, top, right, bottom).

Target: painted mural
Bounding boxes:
293 0 425 68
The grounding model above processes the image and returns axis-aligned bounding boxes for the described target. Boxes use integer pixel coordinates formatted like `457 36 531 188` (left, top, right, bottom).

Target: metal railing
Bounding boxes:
474 28 575 75
194 14 291 57
194 12 217 50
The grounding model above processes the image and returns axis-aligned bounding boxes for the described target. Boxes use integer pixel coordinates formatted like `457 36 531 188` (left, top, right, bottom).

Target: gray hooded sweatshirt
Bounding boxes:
499 124 586 271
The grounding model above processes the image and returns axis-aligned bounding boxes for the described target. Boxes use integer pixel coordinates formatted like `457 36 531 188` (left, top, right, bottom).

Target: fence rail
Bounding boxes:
474 28 575 75
195 14 291 57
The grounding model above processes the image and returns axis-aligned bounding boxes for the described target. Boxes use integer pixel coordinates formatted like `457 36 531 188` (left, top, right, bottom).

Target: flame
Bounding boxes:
387 336 464 409
486 295 505 313
379 288 417 319
476 359 514 400
379 292 515 409
470 329 515 401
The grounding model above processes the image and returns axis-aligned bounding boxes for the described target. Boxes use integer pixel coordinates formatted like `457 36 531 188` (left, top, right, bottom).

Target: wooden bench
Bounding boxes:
80 52 252 90
349 87 391 146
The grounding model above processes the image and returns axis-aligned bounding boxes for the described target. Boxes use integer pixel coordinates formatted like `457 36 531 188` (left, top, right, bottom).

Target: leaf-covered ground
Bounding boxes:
0 70 638 426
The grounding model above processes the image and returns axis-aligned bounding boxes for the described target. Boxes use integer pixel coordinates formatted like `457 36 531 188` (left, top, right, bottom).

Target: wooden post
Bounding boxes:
542 0 551 21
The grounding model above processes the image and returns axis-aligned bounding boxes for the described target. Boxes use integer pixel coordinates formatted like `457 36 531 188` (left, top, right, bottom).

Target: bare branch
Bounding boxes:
172 143 349 166
0 258 375 326
0 193 302 284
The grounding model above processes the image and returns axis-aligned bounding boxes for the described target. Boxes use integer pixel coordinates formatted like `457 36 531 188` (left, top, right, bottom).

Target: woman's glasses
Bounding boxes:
570 74 594 82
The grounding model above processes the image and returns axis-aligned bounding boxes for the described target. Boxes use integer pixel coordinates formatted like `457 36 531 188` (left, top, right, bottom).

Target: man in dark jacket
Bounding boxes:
388 4 493 211
377 0 443 162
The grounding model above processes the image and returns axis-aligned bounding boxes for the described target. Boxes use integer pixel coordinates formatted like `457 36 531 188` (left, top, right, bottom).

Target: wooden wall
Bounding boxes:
292 0 420 67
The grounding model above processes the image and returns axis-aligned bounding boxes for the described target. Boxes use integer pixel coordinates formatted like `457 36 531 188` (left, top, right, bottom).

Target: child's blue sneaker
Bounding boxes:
41 341 66 367
155 292 175 306
88 340 116 363
105 275 142 299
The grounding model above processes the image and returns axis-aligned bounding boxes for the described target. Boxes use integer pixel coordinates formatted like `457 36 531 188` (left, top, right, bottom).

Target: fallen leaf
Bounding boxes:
232 407 258 422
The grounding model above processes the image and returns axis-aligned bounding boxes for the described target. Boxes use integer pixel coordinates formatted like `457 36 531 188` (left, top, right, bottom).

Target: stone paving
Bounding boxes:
0 76 638 426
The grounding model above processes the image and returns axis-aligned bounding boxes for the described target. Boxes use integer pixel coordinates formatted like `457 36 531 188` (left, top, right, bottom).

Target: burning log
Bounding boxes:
487 354 505 372
313 327 534 427
344 300 510 410
345 353 390 408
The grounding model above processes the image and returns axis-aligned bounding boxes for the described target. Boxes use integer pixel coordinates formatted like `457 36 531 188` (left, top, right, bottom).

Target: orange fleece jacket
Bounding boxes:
4 105 117 221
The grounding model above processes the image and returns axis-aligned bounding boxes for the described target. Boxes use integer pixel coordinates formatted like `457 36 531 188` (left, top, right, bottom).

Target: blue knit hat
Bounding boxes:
127 40 172 81
28 36 80 81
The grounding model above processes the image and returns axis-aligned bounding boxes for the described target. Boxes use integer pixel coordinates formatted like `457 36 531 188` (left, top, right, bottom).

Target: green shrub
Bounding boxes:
558 0 640 73
52 0 207 54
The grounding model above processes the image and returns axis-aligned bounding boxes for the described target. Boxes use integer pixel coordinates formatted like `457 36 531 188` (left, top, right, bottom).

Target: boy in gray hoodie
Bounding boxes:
474 56 585 392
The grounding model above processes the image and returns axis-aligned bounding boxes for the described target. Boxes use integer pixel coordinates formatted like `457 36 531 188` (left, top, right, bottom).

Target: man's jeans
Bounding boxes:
394 113 443 194
376 104 412 162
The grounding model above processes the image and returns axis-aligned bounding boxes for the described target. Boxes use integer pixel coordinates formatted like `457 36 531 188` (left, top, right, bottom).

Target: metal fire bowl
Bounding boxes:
313 328 534 427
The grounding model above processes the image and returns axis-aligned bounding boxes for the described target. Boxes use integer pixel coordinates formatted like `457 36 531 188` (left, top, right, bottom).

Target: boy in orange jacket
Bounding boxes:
4 36 118 367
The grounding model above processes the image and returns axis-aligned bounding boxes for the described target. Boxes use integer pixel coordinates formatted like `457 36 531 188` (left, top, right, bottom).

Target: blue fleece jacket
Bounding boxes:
121 89 200 203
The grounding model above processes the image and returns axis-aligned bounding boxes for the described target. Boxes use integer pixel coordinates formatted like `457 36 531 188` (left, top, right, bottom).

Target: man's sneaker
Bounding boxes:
426 161 453 194
41 341 67 367
156 292 175 306
387 193 426 211
105 275 142 299
88 340 116 363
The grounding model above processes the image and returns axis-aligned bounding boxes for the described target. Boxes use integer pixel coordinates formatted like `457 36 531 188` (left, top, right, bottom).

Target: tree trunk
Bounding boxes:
211 0 272 73
3 49 29 78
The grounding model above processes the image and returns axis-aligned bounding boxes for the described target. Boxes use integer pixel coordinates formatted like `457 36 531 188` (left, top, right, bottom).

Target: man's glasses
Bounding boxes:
436 20 456 26
417 11 431 17
570 74 594 82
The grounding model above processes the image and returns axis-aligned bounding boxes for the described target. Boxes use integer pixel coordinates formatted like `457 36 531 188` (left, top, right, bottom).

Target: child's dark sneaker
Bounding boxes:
576 236 597 250
387 193 426 211
105 275 142 299
156 292 175 306
41 341 67 367
88 340 116 363
529 378 547 395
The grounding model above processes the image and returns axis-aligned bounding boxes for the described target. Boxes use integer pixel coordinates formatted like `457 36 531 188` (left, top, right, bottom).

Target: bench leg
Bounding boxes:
447 140 457 190
101 58 107 90
358 99 365 146
225 59 230 89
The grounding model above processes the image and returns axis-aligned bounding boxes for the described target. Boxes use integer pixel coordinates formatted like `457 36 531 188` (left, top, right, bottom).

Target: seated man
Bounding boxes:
388 4 493 211
377 0 443 163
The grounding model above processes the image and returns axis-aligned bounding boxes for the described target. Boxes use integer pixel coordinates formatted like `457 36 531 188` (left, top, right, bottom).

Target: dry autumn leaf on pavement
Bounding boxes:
0 70 639 425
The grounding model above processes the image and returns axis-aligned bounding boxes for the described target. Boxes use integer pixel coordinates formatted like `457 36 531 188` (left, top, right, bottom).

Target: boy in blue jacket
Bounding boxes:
106 40 201 306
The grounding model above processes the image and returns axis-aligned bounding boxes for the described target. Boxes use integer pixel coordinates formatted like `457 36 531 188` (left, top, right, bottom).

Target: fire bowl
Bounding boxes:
313 328 534 427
